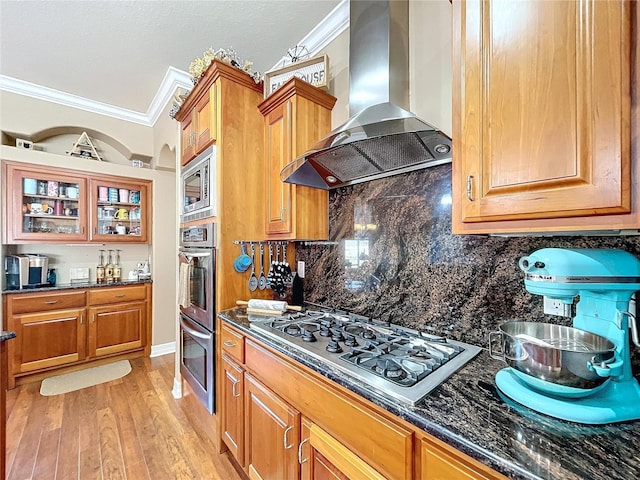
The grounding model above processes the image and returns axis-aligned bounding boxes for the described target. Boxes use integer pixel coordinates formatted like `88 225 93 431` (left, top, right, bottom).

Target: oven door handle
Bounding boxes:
179 317 211 340
180 251 212 262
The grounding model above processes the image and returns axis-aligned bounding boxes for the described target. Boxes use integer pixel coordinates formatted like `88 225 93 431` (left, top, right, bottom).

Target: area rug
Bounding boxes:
40 360 132 396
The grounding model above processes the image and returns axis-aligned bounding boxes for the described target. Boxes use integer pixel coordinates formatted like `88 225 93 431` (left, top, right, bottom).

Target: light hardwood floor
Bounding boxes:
5 354 243 480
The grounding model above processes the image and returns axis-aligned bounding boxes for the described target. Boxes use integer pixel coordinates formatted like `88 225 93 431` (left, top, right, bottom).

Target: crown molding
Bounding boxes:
0 74 151 125
269 0 349 71
0 1 347 127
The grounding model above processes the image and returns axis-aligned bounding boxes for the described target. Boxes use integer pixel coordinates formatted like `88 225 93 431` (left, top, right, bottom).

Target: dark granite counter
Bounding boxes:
219 307 640 480
1 278 152 295
0 332 16 342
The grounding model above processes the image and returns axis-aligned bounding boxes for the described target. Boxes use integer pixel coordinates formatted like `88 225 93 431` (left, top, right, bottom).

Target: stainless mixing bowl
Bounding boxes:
489 321 616 389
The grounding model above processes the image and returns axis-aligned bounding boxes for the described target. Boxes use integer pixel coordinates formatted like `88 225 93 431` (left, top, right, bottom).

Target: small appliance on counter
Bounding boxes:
4 254 49 290
490 248 640 424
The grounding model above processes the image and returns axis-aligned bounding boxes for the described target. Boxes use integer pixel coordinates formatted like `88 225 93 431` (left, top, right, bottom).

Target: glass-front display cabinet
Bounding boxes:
89 177 149 243
3 162 88 243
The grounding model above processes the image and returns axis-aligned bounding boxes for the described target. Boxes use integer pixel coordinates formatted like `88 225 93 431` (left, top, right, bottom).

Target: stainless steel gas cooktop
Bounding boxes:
250 306 481 406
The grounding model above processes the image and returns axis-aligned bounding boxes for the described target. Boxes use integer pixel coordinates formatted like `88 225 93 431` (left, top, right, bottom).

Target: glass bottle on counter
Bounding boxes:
96 250 106 284
105 250 114 284
113 249 122 283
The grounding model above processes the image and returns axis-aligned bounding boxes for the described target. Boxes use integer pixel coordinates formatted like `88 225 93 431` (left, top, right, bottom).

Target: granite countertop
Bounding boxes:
0 331 16 342
219 307 640 480
1 278 152 295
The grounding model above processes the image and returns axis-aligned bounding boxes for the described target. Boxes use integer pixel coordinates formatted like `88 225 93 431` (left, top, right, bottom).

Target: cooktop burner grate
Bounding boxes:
250 305 481 406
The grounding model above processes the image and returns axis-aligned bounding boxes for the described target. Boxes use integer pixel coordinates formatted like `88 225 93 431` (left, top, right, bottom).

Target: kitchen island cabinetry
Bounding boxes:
2 161 152 244
258 78 336 240
180 85 217 166
218 315 508 480
452 0 634 234
2 283 151 388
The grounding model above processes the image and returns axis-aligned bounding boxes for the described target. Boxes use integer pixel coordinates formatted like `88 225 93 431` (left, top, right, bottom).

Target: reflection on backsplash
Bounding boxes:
295 164 640 351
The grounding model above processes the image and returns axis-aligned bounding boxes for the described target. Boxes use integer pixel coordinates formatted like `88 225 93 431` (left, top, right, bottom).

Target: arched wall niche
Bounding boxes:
154 143 177 171
28 126 153 166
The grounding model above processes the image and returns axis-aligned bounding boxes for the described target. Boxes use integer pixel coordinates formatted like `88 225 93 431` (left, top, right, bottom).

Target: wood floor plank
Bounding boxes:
55 389 81 480
77 387 102 480
97 407 126 480
31 428 60 480
5 354 244 480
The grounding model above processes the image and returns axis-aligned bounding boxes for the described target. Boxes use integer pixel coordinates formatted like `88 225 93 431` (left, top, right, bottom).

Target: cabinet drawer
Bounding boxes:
88 284 147 305
245 339 413 480
221 324 245 363
9 291 86 314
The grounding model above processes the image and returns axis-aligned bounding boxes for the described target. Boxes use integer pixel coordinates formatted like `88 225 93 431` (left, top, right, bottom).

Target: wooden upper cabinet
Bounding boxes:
180 83 218 166
452 0 633 233
258 78 337 240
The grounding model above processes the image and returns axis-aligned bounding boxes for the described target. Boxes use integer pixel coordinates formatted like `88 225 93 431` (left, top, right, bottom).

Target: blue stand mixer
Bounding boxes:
491 248 640 424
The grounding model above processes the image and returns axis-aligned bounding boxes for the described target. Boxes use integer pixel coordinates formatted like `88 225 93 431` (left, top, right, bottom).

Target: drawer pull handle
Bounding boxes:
298 438 309 464
115 294 126 298
79 314 83 324
466 175 474 201
43 300 58 304
223 340 237 347
231 378 241 398
283 425 294 450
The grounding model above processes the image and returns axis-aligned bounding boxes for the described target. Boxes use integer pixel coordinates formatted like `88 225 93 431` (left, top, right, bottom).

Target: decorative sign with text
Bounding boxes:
264 55 329 98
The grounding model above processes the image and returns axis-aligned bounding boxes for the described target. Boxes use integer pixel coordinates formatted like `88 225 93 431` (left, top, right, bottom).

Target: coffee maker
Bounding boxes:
4 254 49 289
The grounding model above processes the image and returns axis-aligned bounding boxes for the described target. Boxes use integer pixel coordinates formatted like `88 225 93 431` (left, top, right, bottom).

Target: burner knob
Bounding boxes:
302 330 317 343
319 326 332 337
361 329 375 340
326 340 343 354
344 335 359 347
331 331 345 342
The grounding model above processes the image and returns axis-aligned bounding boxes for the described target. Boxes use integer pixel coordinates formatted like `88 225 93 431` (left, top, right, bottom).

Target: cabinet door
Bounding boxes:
221 354 245 466
302 422 385 480
89 177 150 243
181 115 196 166
87 301 145 357
454 0 631 224
195 88 213 151
3 162 88 243
10 308 86 374
245 373 300 480
264 100 293 235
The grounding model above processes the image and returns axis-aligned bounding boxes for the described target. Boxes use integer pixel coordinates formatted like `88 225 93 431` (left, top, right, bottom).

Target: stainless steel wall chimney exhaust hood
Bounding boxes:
280 0 452 190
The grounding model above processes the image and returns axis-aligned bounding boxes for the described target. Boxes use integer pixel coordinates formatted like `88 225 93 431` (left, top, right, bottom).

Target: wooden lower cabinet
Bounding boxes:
221 353 245 466
421 436 505 480
219 322 507 480
87 301 145 357
245 372 300 480
3 283 151 388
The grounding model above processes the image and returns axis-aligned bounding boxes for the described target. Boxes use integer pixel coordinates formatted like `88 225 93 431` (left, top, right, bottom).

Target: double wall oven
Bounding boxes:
178 223 216 413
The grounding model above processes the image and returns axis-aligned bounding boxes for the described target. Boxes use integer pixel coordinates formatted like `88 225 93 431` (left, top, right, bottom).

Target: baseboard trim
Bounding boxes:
150 342 176 357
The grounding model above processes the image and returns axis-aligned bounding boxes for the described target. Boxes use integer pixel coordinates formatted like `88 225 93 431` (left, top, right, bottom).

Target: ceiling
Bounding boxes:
0 0 343 120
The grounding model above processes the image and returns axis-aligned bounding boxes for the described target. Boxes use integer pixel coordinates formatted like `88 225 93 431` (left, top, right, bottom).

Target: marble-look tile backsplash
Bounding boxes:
295 164 640 349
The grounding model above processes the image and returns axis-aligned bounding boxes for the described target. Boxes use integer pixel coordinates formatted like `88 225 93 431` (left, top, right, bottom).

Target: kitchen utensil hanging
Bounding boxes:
258 243 267 290
248 243 258 291
283 244 293 282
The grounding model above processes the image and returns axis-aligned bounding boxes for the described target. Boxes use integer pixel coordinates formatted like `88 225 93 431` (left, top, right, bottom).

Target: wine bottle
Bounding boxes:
113 249 122 282
96 250 106 284
105 250 114 284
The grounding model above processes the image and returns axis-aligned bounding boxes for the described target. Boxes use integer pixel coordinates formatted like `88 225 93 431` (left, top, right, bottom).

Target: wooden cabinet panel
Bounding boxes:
453 0 632 230
180 83 218 166
245 373 300 480
245 338 413 480
221 354 245 466
421 436 507 480
10 290 86 314
88 284 147 305
258 78 336 240
12 308 86 374
181 115 196 166
88 301 145 357
264 101 292 234
221 323 245 363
